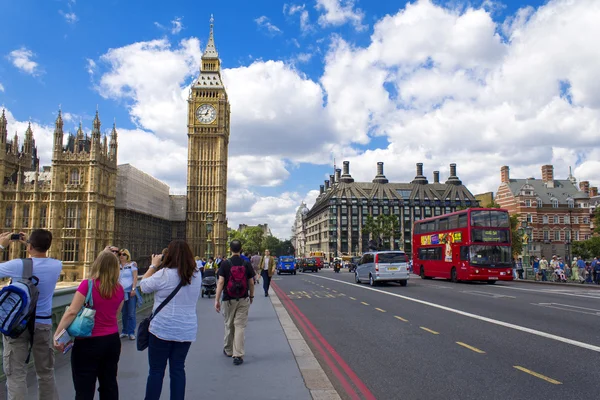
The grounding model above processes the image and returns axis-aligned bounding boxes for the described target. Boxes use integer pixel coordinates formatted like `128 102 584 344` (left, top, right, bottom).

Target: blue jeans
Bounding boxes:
145 334 191 400
541 270 547 281
121 295 137 335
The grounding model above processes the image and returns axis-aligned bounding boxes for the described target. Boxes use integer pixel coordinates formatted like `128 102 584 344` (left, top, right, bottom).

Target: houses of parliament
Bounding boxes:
0 20 230 279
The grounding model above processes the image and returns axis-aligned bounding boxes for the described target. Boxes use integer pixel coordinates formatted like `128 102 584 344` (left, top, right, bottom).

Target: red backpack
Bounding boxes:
226 259 248 299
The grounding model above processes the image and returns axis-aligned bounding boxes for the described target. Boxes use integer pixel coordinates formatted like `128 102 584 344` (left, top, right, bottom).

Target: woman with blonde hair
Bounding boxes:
141 240 201 400
118 248 138 340
54 250 125 399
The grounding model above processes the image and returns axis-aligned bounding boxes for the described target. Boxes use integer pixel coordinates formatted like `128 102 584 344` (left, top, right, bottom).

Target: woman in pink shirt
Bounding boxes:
54 250 124 399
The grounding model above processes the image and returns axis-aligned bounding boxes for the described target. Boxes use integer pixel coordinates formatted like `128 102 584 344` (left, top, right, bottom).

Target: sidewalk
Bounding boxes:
26 294 312 400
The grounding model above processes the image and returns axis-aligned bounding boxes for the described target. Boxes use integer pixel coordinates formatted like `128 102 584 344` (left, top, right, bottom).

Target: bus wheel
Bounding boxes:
486 280 497 285
451 268 458 283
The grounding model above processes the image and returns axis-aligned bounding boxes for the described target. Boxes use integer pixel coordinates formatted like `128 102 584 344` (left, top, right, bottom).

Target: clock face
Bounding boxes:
196 104 217 124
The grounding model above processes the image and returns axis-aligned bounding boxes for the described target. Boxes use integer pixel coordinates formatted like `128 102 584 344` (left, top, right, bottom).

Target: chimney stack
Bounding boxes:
541 165 554 188
335 168 341 183
501 166 510 183
590 186 598 197
412 162 428 184
340 161 355 183
319 185 324 195
325 180 330 190
445 163 462 185
330 174 335 185
373 162 389 184
579 181 590 194
433 171 440 183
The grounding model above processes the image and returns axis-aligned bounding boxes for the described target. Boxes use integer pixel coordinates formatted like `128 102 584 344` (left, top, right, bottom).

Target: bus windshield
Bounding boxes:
280 257 294 263
469 245 512 266
471 210 510 228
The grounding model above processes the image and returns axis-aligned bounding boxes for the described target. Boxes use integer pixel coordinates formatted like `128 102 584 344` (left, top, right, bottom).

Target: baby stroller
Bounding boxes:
551 267 567 283
201 269 217 298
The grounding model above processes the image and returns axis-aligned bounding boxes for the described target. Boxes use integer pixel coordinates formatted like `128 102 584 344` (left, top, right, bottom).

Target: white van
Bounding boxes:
355 251 410 287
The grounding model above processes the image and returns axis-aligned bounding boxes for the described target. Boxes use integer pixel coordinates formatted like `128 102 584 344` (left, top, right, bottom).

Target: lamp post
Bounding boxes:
519 221 533 279
206 213 213 260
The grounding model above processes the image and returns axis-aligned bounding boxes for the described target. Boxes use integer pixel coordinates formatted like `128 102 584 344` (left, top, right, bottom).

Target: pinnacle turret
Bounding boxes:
203 15 219 59
1 109 7 144
53 108 64 154
92 108 101 141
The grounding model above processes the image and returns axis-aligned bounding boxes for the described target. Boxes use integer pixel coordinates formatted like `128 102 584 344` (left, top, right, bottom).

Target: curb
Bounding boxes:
270 292 342 400
511 279 600 290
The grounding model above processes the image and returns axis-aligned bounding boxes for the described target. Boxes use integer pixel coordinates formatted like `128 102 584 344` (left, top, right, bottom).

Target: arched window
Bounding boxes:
69 169 80 185
567 198 574 208
551 198 559 208
536 198 543 208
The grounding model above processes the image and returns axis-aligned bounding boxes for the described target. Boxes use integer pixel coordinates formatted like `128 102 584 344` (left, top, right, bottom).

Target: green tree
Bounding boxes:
362 214 400 250
485 201 501 208
228 229 243 245
279 240 295 256
362 215 381 239
262 235 281 255
510 214 523 259
572 237 600 260
241 226 264 255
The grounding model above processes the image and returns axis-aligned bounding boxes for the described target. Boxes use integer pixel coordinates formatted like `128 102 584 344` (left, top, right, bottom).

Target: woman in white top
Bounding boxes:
140 240 201 400
118 248 138 340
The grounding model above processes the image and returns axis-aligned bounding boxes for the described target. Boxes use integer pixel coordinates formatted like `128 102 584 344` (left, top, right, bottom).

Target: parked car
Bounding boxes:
355 251 410 287
300 257 319 273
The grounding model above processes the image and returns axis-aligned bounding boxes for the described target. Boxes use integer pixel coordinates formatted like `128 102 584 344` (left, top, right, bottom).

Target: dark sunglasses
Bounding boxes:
111 250 119 254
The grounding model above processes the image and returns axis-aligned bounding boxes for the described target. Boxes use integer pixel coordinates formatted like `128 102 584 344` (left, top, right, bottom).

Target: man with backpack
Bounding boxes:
214 240 255 366
0 230 62 400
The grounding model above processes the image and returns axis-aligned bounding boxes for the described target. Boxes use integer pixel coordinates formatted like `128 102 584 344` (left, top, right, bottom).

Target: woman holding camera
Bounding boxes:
54 250 124 399
140 240 201 400
118 248 138 340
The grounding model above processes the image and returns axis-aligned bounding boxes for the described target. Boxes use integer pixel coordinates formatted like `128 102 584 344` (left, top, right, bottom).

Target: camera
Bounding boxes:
10 233 23 241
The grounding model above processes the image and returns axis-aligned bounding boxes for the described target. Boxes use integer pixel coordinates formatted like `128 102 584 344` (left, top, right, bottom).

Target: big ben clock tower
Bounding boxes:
186 16 230 258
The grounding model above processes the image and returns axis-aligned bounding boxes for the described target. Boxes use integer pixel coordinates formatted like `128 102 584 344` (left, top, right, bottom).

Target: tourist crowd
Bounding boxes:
519 255 600 284
0 229 277 400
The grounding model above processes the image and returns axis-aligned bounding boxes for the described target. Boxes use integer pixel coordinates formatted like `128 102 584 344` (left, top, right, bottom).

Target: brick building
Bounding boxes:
496 165 592 262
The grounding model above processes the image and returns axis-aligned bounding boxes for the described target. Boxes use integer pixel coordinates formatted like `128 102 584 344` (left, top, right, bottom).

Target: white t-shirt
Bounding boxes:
263 257 270 270
119 262 138 290
0 257 63 324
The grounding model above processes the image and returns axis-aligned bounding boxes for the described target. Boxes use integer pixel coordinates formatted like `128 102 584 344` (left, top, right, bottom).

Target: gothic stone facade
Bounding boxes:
0 109 117 279
186 20 230 259
302 161 478 259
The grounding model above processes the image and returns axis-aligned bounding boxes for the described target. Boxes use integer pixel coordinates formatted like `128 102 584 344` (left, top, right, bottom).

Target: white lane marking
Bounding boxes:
461 290 516 299
311 275 600 353
489 285 600 300
533 303 600 316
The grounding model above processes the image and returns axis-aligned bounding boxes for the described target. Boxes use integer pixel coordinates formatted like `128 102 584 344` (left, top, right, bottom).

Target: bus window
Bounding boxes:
470 210 509 228
460 246 470 261
449 215 459 229
439 218 448 230
458 214 468 228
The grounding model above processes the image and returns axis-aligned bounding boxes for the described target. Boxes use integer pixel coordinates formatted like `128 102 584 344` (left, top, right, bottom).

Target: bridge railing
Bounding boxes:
0 284 155 381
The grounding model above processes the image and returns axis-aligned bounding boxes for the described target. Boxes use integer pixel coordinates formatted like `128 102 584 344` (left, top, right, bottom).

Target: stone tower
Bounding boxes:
186 16 230 258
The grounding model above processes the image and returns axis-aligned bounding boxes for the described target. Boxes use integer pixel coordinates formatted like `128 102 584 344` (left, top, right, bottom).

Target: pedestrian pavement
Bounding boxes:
26 293 312 400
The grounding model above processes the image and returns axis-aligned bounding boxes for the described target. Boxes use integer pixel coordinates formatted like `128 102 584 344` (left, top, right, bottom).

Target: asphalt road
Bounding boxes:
273 269 600 400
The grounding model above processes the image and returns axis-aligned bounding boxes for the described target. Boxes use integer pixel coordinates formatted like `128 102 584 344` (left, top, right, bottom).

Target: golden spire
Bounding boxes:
202 14 219 59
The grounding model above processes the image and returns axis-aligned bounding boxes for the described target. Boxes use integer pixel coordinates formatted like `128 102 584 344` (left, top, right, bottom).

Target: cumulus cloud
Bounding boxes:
255 16 283 34
316 0 366 31
8 47 41 76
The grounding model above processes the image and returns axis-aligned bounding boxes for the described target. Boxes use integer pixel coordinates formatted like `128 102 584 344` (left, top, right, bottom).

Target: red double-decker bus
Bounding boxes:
413 208 513 283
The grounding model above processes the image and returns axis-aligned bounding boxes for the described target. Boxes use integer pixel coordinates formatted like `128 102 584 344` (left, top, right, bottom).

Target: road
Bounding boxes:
272 269 600 400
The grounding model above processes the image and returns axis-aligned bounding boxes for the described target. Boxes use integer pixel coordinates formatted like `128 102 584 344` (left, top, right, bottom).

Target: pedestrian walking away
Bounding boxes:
251 252 261 284
54 250 125 400
258 249 276 296
0 230 61 400
118 248 139 340
140 240 202 400
215 240 255 365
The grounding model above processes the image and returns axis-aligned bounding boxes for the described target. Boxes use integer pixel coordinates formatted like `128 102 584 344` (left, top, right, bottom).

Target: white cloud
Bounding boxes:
86 58 96 77
0 82 4 92
62 11 78 24
315 0 366 31
255 16 283 34
284 4 313 33
171 17 184 34
8 47 41 76
229 156 290 187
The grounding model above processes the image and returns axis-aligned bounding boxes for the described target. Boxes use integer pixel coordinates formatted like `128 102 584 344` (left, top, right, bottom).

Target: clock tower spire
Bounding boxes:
186 16 231 259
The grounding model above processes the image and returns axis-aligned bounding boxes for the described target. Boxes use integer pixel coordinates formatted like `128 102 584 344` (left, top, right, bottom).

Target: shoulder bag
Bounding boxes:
66 279 96 337
137 280 184 351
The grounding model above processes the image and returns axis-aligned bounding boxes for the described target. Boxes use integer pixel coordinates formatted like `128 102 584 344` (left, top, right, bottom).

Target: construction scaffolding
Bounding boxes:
116 164 171 220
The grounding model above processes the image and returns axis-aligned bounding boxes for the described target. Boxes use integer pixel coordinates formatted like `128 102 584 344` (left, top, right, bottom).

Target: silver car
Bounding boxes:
355 251 410 287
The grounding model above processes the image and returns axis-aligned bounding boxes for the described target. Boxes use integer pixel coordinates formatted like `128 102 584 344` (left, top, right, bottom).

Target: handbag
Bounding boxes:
137 280 184 351
66 279 96 337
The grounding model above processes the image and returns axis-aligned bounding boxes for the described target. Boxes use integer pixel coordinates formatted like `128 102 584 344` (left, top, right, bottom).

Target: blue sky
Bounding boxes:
1 0 598 238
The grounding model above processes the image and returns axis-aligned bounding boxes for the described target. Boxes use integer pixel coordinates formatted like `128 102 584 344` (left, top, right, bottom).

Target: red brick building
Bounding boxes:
496 165 593 262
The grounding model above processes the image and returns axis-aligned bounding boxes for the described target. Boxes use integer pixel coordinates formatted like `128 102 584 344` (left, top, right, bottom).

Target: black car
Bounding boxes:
301 258 318 273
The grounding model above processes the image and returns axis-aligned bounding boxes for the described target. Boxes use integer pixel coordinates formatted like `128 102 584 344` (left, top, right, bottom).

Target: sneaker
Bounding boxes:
233 357 244 365
129 335 136 340
120 333 127 338
264 293 269 297
223 349 232 358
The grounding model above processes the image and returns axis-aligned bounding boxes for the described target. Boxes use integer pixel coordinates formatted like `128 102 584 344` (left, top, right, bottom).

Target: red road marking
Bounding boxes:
273 283 376 400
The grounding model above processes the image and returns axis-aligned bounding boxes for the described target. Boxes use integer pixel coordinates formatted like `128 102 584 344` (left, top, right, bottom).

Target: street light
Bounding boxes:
206 213 213 260
519 221 533 279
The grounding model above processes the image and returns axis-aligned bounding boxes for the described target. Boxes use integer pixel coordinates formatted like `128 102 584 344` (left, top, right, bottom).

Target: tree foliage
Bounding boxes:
594 207 600 235
572 237 600 261
362 214 401 249
226 227 295 256
510 214 523 259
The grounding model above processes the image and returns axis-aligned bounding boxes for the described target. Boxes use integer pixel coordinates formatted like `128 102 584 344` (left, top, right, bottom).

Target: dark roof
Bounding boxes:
505 179 588 203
